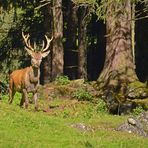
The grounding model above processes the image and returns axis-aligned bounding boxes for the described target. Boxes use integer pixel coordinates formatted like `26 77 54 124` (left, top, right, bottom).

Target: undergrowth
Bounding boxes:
72 88 93 101
132 106 145 115
55 75 70 85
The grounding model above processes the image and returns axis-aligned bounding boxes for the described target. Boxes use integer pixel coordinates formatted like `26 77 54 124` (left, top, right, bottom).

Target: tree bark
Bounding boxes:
77 5 90 79
64 1 78 79
42 3 52 84
97 0 138 114
51 0 64 80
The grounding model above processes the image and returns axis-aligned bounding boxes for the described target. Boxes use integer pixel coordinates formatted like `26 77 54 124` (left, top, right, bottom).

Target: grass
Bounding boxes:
0 93 148 148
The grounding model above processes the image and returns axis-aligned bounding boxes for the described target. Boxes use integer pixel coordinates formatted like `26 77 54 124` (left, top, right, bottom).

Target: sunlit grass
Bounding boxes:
0 94 148 148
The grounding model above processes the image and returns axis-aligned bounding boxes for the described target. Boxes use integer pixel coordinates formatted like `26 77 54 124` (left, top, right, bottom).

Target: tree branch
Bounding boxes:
35 0 51 10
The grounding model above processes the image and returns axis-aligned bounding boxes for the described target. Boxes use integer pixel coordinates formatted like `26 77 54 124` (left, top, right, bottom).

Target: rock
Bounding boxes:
127 117 137 125
71 123 94 132
116 112 148 137
127 81 148 99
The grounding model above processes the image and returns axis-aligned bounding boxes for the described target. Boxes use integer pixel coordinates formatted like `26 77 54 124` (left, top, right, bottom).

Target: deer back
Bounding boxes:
10 67 32 91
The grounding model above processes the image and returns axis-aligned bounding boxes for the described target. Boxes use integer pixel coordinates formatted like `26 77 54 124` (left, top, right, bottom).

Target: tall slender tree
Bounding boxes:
51 0 64 80
42 2 53 84
77 5 90 79
64 1 78 79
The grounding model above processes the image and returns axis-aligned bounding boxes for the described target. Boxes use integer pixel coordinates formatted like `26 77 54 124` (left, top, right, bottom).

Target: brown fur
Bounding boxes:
9 66 40 109
9 33 52 110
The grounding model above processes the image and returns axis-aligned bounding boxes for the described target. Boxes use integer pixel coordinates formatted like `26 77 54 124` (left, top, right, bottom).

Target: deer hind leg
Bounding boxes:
8 79 16 104
22 89 29 109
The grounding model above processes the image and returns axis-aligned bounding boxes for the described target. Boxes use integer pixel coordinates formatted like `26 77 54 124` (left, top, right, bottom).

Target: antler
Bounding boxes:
22 32 34 51
41 35 53 52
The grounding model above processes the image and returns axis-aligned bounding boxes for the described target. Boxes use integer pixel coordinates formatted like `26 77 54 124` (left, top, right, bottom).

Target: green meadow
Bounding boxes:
0 93 148 148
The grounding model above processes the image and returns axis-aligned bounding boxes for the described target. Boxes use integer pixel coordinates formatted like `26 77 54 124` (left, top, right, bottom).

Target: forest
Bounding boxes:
0 0 148 147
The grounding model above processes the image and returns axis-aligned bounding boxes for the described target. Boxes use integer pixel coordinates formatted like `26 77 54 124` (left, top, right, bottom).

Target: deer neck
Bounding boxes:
32 66 39 77
30 66 40 83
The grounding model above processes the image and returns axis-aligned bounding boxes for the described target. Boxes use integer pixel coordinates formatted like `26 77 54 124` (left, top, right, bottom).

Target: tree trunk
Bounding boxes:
77 5 90 79
64 1 78 79
51 0 64 80
42 3 52 84
97 0 138 114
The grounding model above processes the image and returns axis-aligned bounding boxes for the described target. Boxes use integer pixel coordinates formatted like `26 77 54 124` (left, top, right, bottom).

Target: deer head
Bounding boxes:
22 32 53 68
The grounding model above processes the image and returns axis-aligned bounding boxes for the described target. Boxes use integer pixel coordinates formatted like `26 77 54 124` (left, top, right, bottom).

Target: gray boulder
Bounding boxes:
116 112 148 137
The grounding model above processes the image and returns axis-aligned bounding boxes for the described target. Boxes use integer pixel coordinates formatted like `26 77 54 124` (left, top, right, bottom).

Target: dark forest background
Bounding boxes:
0 0 147 84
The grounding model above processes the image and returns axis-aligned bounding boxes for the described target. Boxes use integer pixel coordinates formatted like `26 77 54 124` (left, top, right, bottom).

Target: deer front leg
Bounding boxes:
8 87 16 104
22 89 29 109
33 92 38 111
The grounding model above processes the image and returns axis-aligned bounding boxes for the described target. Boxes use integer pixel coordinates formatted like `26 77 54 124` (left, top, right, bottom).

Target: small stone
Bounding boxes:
127 117 136 125
128 130 132 133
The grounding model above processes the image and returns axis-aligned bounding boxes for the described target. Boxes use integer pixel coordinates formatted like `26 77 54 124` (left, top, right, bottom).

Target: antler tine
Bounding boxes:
28 40 32 48
41 35 53 52
34 41 37 49
22 32 34 51
22 32 29 43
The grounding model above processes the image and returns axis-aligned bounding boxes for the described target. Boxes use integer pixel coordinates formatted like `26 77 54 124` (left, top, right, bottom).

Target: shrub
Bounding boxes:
55 75 70 85
72 88 93 101
0 81 8 95
96 99 107 113
132 106 144 115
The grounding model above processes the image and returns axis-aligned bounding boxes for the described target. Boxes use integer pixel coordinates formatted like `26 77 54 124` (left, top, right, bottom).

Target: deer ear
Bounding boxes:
41 50 50 58
25 47 34 56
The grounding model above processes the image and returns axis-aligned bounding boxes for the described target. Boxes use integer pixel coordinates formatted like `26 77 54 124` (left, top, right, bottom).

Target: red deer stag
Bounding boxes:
9 32 53 110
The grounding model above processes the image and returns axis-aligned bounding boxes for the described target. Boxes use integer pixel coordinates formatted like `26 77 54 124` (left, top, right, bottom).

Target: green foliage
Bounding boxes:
62 109 70 118
132 106 144 115
0 8 22 80
73 0 140 22
96 99 107 113
0 82 8 95
73 88 93 101
0 0 45 82
83 105 94 119
55 75 70 85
